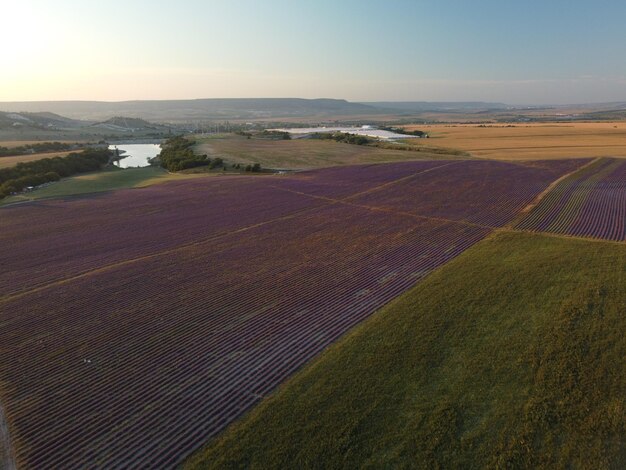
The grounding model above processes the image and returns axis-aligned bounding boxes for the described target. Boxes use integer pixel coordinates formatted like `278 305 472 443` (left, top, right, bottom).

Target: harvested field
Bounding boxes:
193 134 462 169
516 157 626 241
403 122 626 160
0 159 588 468
0 151 73 169
0 141 45 148
0 141 78 149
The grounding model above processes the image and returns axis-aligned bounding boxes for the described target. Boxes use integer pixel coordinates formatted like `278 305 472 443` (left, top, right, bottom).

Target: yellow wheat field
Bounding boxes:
0 151 73 169
403 122 626 160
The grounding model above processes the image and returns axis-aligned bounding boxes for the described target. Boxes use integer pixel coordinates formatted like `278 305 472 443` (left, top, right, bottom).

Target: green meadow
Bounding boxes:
0 166 205 205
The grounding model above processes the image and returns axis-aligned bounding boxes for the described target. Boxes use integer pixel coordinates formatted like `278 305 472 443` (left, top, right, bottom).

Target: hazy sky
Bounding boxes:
2 0 626 104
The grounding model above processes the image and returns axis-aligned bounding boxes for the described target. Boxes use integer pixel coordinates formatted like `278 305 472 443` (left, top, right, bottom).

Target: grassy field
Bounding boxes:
403 122 626 160
0 166 206 205
0 151 75 169
189 231 626 469
193 134 463 169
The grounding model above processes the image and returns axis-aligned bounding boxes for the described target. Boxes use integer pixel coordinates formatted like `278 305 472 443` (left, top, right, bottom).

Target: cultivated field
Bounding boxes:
404 122 626 160
191 231 626 469
193 134 462 169
517 158 626 241
0 140 79 148
0 159 585 468
0 151 73 169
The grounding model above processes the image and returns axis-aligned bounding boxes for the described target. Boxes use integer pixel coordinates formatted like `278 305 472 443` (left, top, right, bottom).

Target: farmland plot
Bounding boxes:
0 159 588 468
516 158 626 241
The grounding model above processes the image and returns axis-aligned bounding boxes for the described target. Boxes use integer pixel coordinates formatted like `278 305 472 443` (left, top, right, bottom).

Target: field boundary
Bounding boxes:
508 157 601 226
342 161 459 200
505 227 626 246
270 185 492 231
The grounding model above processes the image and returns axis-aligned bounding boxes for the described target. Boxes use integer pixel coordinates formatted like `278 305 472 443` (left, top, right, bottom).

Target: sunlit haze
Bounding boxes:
2 0 626 103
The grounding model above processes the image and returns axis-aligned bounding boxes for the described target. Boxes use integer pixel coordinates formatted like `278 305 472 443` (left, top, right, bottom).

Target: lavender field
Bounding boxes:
0 159 588 468
516 157 626 241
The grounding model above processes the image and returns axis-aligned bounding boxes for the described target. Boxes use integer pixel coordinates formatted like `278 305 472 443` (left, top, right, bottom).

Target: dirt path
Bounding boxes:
0 400 16 470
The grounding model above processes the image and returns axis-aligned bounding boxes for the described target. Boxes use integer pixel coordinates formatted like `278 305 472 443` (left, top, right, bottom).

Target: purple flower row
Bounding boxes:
516 158 625 241
0 158 589 468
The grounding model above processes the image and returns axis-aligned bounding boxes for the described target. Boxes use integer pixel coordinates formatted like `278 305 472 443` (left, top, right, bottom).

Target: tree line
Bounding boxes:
232 163 262 172
0 142 78 157
0 148 112 198
311 132 371 145
379 126 427 137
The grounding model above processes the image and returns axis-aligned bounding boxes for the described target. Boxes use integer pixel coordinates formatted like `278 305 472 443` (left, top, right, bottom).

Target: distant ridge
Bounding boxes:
0 98 379 122
3 98 626 124
0 110 85 130
360 101 509 112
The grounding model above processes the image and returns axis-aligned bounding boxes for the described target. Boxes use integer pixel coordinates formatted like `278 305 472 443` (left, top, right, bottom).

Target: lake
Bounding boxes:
271 126 419 140
109 144 161 168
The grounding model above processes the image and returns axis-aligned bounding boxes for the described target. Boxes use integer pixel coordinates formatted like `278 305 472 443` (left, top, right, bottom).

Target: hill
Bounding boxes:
4 99 626 125
0 110 174 140
361 101 509 113
0 111 85 131
0 98 380 122
89 116 171 133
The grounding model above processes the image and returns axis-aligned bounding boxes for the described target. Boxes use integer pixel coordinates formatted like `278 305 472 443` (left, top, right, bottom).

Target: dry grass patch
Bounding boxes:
0 152 73 169
193 134 460 169
0 140 80 148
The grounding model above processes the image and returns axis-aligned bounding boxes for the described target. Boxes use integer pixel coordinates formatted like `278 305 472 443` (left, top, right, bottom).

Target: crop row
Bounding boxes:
0 161 580 297
516 158 626 241
0 177 326 298
3 206 488 468
0 159 587 300
0 159 588 468
0 161 456 299
348 159 589 227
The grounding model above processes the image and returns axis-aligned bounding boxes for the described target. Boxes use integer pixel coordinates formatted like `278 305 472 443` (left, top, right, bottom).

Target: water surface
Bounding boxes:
109 144 161 168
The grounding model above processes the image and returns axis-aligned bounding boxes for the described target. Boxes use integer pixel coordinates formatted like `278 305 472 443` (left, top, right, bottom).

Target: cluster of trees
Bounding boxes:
157 136 212 171
311 132 371 145
258 130 291 140
0 148 112 198
232 163 262 172
234 130 290 140
158 136 266 174
0 142 78 157
209 157 224 169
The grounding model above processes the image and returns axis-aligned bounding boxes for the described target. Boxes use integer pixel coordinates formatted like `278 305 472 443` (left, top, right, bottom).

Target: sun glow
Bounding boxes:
0 3 50 69
0 1 99 100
